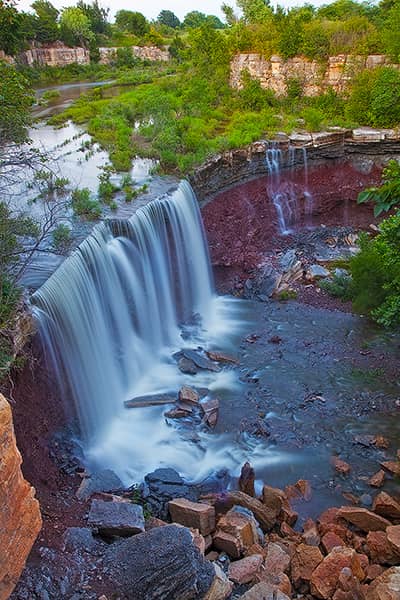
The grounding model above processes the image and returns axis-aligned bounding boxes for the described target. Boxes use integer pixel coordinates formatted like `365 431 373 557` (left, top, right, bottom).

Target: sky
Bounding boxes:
16 0 328 21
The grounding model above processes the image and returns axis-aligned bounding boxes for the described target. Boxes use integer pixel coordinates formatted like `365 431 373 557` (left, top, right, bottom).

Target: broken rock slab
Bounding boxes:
76 469 123 500
337 506 391 532
365 566 400 600
88 499 145 537
169 498 216 536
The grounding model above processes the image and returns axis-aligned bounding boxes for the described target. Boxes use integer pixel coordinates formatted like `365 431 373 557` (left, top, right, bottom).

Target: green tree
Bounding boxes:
31 0 59 43
77 0 109 34
381 0 400 61
0 0 24 55
183 11 209 28
236 0 273 24
222 3 238 25
317 0 372 20
115 10 149 35
346 67 400 127
60 7 94 47
157 9 180 29
0 62 33 143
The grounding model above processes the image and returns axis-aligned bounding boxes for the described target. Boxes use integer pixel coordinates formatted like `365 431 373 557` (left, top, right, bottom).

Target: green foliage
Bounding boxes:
52 223 72 252
71 187 102 219
346 67 400 128
157 10 180 29
237 0 273 24
76 0 109 35
31 0 59 43
358 160 400 216
277 289 298 300
319 272 353 300
60 7 95 47
0 0 25 54
115 10 149 36
238 70 276 110
0 63 33 143
97 168 119 204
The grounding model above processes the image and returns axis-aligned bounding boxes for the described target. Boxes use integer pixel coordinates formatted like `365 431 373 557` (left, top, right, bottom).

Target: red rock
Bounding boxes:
285 479 312 501
257 572 292 596
386 525 400 554
366 530 400 566
310 547 365 599
164 407 191 418
369 471 386 488
262 484 287 517
366 564 385 582
237 582 291 599
322 531 346 554
374 436 390 449
201 398 219 428
263 542 291 575
0 395 42 599
226 491 276 531
213 531 242 559
338 507 391 532
381 461 400 476
145 517 168 530
365 566 400 600
373 492 400 520
280 521 302 541
228 554 263 584
332 457 352 475
332 567 365 600
291 543 324 588
303 518 320 546
319 507 342 525
169 498 215 535
239 462 255 497
358 553 369 574
213 508 258 558
204 563 233 600
205 350 239 365
178 385 199 405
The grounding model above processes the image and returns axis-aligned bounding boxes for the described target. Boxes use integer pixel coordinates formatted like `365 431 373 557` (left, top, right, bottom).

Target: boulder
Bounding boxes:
373 492 400 520
88 499 145 537
237 581 291 599
381 461 400 476
165 407 191 419
366 530 400 565
181 349 221 372
365 566 400 600
178 357 198 374
386 525 400 554
178 386 199 406
201 398 219 428
291 543 324 588
226 491 276 531
104 524 215 599
228 554 263 584
76 469 123 500
337 507 391 532
332 457 352 475
302 518 320 546
263 542 291 575
306 264 330 281
144 468 198 520
124 393 176 408
310 547 365 599
205 350 239 365
239 462 255 497
262 484 288 517
369 471 386 488
168 498 215 536
332 566 364 600
322 531 346 554
203 563 233 600
213 508 258 558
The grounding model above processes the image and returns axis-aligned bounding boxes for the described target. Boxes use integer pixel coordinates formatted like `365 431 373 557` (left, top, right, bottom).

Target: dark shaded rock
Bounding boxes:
201 397 219 428
103 524 215 600
87 499 145 537
144 468 198 520
181 349 221 372
239 462 255 497
62 528 104 554
76 469 123 500
178 357 199 375
124 394 176 408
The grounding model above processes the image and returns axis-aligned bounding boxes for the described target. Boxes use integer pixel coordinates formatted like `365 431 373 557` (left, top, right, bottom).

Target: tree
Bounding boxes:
157 9 180 29
60 7 94 47
222 3 239 25
0 0 24 55
381 0 400 61
115 10 149 36
236 0 273 24
183 11 209 28
31 0 59 43
77 0 109 34
206 15 226 28
0 62 33 143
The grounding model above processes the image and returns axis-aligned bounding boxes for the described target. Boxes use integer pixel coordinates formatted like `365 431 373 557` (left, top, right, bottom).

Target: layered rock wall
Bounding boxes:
0 394 41 600
230 53 398 96
99 45 170 64
21 42 90 67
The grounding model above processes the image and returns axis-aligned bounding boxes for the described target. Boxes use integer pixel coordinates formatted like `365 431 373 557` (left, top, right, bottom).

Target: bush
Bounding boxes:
71 188 102 219
346 67 400 128
52 224 72 252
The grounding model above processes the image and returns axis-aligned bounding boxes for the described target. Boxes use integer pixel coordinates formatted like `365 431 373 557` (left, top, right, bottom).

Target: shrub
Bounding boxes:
71 188 102 219
52 224 72 252
346 67 400 128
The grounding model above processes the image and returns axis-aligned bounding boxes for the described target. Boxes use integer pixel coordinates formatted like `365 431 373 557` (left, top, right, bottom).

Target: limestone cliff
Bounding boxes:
0 394 42 600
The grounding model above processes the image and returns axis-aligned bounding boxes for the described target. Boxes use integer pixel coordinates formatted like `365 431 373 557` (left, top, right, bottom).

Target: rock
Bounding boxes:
178 385 199 406
238 581 291 599
333 566 364 600
76 469 123 500
178 357 198 374
373 492 400 520
369 471 386 488
62 527 104 554
124 393 176 408
381 461 400 476
203 563 233 600
201 398 219 428
0 394 42 599
322 531 346 554
367 530 400 565
332 456 352 475
239 462 255 497
386 525 400 554
144 468 198 520
205 350 239 365
303 518 321 546
263 542 291 575
366 564 385 582
88 499 145 537
365 566 400 600
338 506 391 532
169 498 215 535
291 543 324 588
213 508 258 558
228 554 263 584
104 524 215 599
262 485 288 517
226 491 276 531
181 349 221 372
374 436 390 449
213 531 242 559
306 264 330 281
164 407 191 419
310 547 365 599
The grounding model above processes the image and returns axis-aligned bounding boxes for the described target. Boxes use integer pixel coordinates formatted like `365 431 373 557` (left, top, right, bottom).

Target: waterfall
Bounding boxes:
31 181 216 445
265 143 314 233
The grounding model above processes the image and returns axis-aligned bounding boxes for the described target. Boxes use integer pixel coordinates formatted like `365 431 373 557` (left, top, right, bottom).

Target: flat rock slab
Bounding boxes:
124 394 176 408
169 498 216 535
76 469 123 500
338 506 391 532
88 499 145 537
181 349 221 372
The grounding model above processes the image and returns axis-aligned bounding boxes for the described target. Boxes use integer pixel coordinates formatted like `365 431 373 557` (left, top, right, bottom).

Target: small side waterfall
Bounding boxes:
265 143 314 234
32 181 216 445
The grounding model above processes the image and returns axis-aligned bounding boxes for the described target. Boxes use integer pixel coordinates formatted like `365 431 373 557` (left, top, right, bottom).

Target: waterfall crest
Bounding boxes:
32 181 216 444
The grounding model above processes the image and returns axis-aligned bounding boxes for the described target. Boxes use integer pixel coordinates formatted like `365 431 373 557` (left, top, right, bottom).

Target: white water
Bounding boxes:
265 143 314 234
32 181 284 484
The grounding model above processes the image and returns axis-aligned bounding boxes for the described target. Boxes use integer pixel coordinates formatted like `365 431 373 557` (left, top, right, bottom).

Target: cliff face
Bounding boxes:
99 45 170 64
0 394 42 600
230 53 398 96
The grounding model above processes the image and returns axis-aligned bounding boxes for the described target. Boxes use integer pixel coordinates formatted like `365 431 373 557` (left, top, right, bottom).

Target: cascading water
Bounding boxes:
265 143 314 233
32 181 282 483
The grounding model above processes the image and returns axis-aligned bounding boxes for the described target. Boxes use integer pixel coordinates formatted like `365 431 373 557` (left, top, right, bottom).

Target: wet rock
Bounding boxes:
178 385 200 406
374 436 390 449
169 498 216 536
306 264 330 281
144 468 198 520
178 357 198 374
386 525 400 554
181 349 221 372
291 543 324 588
226 491 276 532
205 350 239 365
76 469 123 500
201 398 219 428
381 461 400 476
237 582 290 599
285 479 312 502
310 547 365 599
365 566 400 600
373 492 400 520
164 407 191 419
213 509 258 559
203 563 233 600
332 456 352 475
366 530 400 565
262 484 288 517
369 471 386 488
88 499 145 537
104 524 215 599
337 506 391 532
124 393 176 408
239 462 255 497
228 554 263 584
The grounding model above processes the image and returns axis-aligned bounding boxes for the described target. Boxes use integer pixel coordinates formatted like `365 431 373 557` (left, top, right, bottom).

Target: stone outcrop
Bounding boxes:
230 53 399 96
21 41 89 67
99 45 170 64
0 394 42 600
